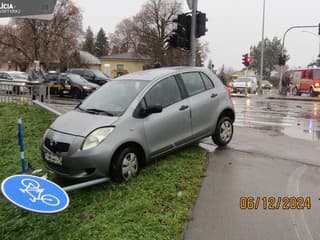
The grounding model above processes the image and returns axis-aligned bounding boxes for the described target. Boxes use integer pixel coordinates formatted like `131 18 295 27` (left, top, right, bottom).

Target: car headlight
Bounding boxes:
246 82 251 87
83 86 93 90
82 127 114 150
315 83 320 87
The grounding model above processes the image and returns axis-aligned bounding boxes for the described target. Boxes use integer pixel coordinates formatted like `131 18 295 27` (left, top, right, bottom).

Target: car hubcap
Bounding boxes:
220 120 232 142
122 152 138 181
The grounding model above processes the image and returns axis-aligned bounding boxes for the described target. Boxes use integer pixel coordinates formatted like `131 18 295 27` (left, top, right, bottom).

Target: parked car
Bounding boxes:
67 68 110 86
261 80 273 89
0 71 33 93
231 77 258 94
41 67 235 182
57 73 100 99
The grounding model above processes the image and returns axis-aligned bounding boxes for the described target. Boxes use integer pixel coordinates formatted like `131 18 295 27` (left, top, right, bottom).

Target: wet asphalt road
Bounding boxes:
183 95 320 240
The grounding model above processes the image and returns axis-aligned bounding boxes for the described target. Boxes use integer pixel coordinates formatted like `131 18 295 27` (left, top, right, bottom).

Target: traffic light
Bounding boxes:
278 54 287 66
196 12 207 38
168 13 191 50
242 54 251 67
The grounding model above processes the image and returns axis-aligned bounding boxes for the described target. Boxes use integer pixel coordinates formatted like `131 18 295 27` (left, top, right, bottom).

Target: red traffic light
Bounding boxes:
242 54 252 67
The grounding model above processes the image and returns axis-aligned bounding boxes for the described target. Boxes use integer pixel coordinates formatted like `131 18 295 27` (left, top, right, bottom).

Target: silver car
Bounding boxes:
41 67 235 182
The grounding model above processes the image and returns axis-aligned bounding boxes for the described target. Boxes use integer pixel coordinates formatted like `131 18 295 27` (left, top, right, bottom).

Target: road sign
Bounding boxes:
0 0 57 18
1 175 69 214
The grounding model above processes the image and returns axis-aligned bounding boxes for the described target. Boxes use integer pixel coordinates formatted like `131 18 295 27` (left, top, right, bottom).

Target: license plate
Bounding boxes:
44 150 63 165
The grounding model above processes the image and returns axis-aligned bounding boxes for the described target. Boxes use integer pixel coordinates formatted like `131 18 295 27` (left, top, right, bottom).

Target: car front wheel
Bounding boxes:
212 116 233 147
110 146 140 182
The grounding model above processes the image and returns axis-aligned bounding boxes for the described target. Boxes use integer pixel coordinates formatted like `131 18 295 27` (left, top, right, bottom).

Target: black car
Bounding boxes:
59 73 100 99
67 68 110 86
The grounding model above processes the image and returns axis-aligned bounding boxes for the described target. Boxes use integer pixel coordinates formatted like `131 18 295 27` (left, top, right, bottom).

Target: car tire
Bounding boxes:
110 146 140 182
310 88 319 97
212 116 233 147
72 88 82 99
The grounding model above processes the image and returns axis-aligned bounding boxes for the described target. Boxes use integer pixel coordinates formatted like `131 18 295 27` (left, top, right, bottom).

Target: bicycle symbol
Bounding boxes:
19 178 60 207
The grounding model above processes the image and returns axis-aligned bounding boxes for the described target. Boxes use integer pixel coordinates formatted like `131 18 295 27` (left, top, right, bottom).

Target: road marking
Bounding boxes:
287 166 314 240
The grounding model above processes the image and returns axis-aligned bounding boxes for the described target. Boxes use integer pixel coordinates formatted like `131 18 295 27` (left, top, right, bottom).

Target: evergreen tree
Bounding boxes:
82 26 95 54
94 28 109 57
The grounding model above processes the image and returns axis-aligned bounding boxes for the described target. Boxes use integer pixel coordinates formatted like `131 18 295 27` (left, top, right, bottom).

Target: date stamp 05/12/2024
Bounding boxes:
240 196 312 210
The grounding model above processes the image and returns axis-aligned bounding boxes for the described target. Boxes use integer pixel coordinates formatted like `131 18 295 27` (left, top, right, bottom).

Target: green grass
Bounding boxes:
0 103 206 240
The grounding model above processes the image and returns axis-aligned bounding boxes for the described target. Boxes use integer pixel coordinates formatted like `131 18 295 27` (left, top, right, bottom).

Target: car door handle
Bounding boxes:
211 93 218 98
179 105 189 111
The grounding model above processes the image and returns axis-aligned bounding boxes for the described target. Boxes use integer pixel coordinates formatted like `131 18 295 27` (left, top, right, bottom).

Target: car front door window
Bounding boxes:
145 76 182 108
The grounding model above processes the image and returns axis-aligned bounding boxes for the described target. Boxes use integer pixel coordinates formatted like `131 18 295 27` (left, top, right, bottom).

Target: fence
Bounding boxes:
0 81 50 104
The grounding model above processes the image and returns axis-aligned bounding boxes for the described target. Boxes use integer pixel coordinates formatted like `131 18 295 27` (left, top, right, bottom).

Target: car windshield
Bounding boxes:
79 80 148 116
262 80 270 84
10 72 28 80
67 74 89 84
91 70 108 79
234 78 249 82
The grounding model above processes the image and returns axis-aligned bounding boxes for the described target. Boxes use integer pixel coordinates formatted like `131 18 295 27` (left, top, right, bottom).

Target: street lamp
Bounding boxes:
259 0 266 93
301 30 320 60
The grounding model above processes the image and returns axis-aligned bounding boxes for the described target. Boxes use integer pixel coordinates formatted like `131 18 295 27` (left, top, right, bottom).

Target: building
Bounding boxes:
100 52 153 78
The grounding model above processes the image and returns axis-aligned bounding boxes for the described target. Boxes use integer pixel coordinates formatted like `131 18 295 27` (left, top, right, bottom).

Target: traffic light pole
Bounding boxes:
189 0 198 66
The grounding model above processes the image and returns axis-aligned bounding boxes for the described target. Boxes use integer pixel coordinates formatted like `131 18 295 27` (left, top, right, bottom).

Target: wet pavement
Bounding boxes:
233 96 320 141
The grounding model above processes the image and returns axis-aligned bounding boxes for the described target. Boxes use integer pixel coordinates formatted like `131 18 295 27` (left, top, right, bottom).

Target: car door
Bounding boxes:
179 71 220 138
143 75 192 156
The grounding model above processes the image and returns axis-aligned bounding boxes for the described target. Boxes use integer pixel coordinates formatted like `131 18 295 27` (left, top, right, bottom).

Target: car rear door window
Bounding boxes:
145 76 182 108
180 72 206 96
200 72 214 89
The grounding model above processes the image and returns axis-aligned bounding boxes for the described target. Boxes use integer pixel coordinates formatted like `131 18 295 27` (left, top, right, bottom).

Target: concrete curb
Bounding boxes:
267 96 320 102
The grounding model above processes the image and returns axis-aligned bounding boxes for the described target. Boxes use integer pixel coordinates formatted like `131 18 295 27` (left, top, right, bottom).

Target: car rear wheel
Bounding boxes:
212 116 233 147
110 146 140 182
72 88 82 99
310 88 319 97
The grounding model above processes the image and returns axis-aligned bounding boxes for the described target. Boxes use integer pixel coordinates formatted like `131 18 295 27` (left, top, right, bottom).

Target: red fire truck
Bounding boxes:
288 67 320 97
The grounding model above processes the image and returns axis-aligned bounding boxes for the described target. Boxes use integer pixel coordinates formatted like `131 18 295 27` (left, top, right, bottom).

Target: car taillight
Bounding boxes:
224 86 232 99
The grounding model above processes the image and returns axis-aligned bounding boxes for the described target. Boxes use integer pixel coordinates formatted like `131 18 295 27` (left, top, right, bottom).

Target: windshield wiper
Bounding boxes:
84 108 115 116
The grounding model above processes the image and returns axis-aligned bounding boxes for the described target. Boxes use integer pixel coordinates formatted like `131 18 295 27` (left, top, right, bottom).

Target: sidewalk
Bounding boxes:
182 127 320 240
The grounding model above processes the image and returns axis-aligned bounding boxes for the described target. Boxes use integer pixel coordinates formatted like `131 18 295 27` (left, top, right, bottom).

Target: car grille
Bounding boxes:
44 138 70 153
46 162 69 174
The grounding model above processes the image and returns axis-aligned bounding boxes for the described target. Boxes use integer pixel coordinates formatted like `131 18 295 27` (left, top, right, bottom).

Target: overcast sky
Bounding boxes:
1 0 320 71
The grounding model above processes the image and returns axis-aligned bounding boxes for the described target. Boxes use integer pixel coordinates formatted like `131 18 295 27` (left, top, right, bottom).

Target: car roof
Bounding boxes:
115 66 207 81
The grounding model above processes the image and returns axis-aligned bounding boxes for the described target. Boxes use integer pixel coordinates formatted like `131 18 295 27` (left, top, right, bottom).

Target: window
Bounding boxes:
181 72 206 96
302 71 307 78
117 64 124 71
200 72 214 89
309 70 313 79
145 76 182 108
315 69 320 80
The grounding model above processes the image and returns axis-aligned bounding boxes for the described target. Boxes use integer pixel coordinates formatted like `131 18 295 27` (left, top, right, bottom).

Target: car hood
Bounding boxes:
85 82 100 88
50 110 119 137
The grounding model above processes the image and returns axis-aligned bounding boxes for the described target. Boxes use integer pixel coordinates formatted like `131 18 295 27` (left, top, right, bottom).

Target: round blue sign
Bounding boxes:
1 175 69 214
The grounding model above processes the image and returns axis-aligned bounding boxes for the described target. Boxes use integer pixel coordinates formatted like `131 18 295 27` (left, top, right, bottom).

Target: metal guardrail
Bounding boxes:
0 81 50 104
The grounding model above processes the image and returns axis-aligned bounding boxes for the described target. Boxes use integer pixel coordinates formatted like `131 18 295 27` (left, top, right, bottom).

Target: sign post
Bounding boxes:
17 118 26 174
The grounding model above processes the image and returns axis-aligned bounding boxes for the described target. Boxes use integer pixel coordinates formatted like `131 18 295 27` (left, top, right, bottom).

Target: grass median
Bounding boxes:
0 103 206 240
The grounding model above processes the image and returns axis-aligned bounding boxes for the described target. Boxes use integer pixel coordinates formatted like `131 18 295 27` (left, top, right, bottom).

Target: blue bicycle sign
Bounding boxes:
1 175 69 213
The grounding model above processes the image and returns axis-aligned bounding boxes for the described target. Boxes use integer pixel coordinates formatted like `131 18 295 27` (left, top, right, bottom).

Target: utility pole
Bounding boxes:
259 0 266 94
189 0 198 66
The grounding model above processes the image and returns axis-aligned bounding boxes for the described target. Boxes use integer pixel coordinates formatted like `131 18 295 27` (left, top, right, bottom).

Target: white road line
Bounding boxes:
287 166 313 240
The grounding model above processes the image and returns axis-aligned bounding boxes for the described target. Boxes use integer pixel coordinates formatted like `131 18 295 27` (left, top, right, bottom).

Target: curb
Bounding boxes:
267 96 320 102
